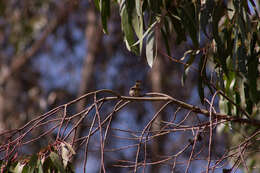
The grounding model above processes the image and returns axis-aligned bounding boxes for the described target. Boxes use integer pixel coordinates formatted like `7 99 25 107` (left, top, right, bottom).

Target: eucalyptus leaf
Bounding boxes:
101 0 110 34
13 162 24 173
50 152 65 172
131 19 157 47
120 2 139 54
93 0 100 11
180 4 199 48
132 7 143 54
146 29 155 67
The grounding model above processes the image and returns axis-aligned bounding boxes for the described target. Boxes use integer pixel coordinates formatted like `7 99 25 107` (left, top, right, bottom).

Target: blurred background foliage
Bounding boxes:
0 0 259 172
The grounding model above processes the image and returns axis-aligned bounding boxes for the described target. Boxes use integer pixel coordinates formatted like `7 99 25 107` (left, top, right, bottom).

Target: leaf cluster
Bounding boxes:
0 143 75 173
95 0 260 119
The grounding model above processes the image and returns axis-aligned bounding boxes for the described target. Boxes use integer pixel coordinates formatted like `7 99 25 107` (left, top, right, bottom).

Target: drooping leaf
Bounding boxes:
219 95 229 114
180 3 199 48
101 0 110 34
61 142 75 168
168 7 186 44
23 154 38 173
120 0 139 54
146 29 155 68
37 159 44 173
131 19 157 47
22 165 29 173
135 0 142 16
93 0 100 11
13 162 25 173
42 157 54 172
50 152 65 172
132 4 143 54
237 76 246 111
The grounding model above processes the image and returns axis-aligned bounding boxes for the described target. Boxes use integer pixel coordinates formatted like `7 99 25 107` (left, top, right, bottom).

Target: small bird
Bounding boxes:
129 80 142 97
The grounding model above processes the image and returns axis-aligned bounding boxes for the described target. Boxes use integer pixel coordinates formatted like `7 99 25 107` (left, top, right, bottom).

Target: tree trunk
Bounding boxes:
150 56 165 173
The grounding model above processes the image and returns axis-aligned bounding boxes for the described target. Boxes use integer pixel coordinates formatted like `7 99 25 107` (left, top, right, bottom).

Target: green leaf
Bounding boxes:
180 4 199 48
13 162 25 173
93 0 100 11
168 7 186 44
61 142 75 168
50 152 65 172
131 19 157 47
101 0 110 34
120 1 139 54
42 157 54 172
219 95 229 114
132 6 143 54
146 29 155 68
237 77 246 110
37 159 44 173
135 0 142 16
22 165 29 173
22 154 38 173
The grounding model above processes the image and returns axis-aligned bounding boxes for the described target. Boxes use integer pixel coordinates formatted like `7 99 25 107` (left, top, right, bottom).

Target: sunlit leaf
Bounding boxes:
13 162 24 173
120 0 139 54
61 142 75 168
131 19 157 47
180 50 193 61
219 96 229 114
146 29 155 68
135 0 142 16
132 6 143 54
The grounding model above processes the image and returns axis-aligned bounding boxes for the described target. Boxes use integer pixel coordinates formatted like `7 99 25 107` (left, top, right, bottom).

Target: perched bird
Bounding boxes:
129 80 142 97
